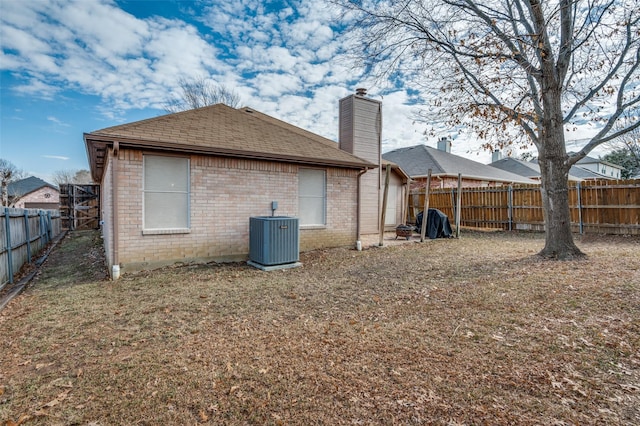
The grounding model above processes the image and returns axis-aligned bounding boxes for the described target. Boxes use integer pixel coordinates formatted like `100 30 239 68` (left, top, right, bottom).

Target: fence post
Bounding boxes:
47 210 52 242
39 211 44 243
455 173 462 238
4 208 13 284
24 210 31 263
402 178 411 225
420 169 432 242
379 165 391 246
577 181 583 234
508 185 513 231
450 188 456 221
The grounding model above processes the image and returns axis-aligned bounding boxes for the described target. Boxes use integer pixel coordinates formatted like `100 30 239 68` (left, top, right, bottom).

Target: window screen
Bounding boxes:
299 168 326 226
143 155 190 230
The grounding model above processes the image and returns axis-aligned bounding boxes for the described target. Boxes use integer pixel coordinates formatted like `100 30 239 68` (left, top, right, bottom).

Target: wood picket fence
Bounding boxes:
408 179 640 235
59 184 100 230
0 208 62 289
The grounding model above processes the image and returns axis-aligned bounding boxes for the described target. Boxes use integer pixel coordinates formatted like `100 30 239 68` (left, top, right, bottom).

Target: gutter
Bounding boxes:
411 172 536 185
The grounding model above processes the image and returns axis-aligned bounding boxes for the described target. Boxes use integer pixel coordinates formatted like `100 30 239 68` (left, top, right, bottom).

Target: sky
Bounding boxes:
0 0 602 183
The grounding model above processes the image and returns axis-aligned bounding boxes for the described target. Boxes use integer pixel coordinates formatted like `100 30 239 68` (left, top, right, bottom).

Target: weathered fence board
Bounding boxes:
408 179 640 235
59 184 100 230
0 208 62 289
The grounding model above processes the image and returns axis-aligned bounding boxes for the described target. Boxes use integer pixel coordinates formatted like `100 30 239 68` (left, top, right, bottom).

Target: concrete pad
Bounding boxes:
247 260 303 271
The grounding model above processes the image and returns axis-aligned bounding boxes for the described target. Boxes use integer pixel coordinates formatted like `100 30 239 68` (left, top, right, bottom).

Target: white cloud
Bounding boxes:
0 0 228 112
2 0 487 164
253 72 303 98
42 155 70 160
47 116 70 127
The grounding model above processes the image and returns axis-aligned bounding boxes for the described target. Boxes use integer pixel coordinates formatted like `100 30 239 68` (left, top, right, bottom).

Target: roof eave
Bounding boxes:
410 172 537 185
84 134 375 182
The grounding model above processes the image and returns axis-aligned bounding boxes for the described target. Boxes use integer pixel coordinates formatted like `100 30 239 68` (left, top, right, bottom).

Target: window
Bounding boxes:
143 155 190 231
298 168 326 226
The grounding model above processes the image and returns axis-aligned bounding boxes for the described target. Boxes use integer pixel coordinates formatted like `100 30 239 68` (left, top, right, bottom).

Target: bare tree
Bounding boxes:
335 0 640 259
0 158 22 207
164 76 241 113
73 169 93 184
52 169 93 186
52 170 75 186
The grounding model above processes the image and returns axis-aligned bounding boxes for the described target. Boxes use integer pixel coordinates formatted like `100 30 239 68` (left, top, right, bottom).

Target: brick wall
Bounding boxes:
110 149 359 273
12 187 60 208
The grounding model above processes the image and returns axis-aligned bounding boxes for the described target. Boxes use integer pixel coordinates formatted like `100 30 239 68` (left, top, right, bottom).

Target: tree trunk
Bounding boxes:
538 157 584 259
537 94 585 259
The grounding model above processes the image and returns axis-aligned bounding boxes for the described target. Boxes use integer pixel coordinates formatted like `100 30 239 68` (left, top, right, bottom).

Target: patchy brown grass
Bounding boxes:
0 230 638 425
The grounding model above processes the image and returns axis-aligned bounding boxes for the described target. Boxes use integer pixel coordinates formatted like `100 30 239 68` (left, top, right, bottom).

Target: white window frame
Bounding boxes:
142 154 190 234
298 168 326 227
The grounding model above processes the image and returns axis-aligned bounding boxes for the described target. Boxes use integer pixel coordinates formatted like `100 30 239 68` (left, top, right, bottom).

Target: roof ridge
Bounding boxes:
93 103 234 134
422 145 446 174
8 176 57 196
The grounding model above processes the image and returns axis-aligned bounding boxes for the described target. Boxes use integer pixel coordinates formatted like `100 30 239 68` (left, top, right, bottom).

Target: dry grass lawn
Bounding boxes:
0 230 638 425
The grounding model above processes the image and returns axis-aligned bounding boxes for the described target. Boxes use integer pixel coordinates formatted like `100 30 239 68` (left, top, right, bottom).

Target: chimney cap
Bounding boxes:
355 88 367 96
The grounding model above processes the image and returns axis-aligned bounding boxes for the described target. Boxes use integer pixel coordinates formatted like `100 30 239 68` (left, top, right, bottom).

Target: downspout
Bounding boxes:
111 141 120 279
377 102 383 232
356 167 368 251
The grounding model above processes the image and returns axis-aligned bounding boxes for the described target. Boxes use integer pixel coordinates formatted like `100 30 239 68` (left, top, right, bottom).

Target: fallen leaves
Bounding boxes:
32 388 72 417
0 231 638 424
4 414 30 426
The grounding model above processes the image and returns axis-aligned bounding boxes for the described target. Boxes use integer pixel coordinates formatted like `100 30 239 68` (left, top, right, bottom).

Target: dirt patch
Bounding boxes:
0 230 638 425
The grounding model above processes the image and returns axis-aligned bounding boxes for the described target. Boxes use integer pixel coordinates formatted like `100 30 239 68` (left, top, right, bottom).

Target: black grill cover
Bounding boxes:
415 209 453 239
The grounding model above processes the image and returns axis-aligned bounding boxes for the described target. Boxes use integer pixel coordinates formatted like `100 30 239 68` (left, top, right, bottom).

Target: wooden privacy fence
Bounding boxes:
0 208 62 289
59 184 100 230
408 179 640 235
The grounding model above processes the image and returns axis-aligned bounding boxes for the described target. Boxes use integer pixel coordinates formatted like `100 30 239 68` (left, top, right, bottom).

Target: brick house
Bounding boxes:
85 100 382 278
8 176 60 209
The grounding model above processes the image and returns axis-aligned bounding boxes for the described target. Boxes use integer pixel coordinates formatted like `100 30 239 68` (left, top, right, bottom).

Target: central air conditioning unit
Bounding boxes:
248 216 301 270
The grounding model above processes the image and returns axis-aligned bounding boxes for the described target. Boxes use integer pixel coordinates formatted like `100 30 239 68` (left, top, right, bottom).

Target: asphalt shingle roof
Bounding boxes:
8 176 57 197
85 104 375 181
526 158 613 180
489 158 541 179
382 145 536 184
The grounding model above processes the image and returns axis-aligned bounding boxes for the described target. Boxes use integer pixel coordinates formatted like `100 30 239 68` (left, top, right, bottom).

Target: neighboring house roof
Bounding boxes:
382 145 536 184
576 155 623 169
8 176 58 198
490 157 605 181
566 165 611 180
490 157 541 179
527 158 614 180
85 103 376 182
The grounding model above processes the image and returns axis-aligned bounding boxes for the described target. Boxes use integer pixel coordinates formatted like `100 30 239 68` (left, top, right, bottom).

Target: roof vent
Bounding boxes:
355 88 367 96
